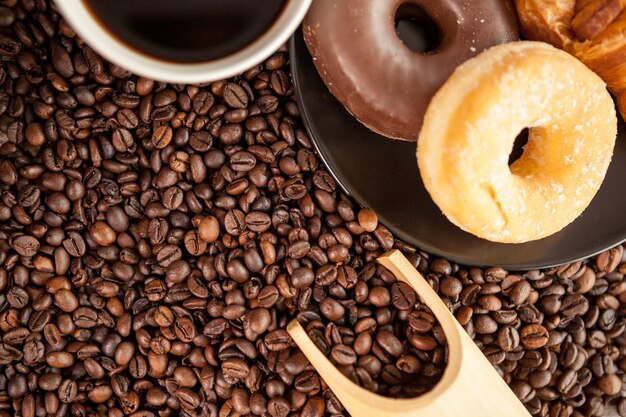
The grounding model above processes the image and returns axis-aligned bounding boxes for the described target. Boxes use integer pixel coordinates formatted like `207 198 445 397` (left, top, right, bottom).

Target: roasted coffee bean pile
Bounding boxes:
302 249 626 415
0 1 625 417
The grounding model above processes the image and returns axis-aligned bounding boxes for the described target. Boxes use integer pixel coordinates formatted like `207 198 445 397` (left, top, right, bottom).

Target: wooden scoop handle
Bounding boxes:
287 250 531 417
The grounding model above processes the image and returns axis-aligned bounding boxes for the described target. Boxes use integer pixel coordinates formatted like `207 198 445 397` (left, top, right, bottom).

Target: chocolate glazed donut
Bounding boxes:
303 0 520 141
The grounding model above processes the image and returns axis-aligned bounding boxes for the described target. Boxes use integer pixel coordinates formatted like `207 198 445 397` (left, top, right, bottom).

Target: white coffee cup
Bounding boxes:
55 0 312 83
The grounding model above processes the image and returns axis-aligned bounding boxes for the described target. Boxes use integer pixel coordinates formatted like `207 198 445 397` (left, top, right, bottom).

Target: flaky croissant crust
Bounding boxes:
516 0 626 119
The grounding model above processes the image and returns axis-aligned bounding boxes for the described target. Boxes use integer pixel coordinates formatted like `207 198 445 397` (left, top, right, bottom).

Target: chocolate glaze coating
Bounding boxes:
303 0 520 141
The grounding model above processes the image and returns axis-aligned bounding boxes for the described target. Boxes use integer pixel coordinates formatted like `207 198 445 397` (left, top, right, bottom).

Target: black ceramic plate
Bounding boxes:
290 31 626 270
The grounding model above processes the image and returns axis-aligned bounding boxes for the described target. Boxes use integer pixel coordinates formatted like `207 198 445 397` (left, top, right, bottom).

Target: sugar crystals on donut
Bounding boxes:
417 42 617 243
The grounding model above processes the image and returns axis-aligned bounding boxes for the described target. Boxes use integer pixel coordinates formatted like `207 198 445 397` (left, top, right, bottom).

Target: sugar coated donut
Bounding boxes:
417 41 617 243
303 0 519 142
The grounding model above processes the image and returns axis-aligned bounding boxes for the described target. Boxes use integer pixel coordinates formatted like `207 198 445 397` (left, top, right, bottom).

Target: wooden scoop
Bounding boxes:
287 249 532 417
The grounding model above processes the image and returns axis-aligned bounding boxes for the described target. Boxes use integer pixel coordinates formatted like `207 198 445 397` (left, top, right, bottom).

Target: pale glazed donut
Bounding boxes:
417 41 617 243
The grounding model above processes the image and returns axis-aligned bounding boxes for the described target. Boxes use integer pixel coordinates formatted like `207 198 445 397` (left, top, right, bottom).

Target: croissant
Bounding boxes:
516 0 626 120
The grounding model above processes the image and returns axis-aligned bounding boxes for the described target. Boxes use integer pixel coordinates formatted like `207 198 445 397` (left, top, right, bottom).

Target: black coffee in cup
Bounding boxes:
83 0 288 63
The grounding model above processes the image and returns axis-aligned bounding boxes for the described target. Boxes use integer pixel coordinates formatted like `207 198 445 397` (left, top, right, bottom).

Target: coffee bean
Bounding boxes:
73 306 98 328
408 333 437 351
114 341 135 366
174 387 200 410
180 131 209 154
224 209 246 235
51 41 73 78
369 286 391 307
617 398 626 417
192 90 214 114
106 205 130 232
520 324 549 349
526 370 551 389
330 344 357 365
408 311 436 333
6 287 28 308
245 211 271 233
46 351 74 368
357 208 378 232
90 221 117 246
54 289 78 312
183 230 207 256
301 397 325 417
230 151 256 172
277 178 304 200
156 244 182 267
319 298 345 321
397 355 422 374
264 329 292 351
453 306 472 326
376 331 403 357
478 294 502 311
597 373 622 395
288 240 311 259
0 6 15 27
153 306 174 327
0 160 18 185
243 308 271 338
555 368 577 394
596 247 622 273
88 385 113 403
391 282 417 310
58 379 78 403
561 294 589 317
168 151 189 174
475 314 498 334
267 396 290 417
497 326 520 352
151 125 172 149
174 317 196 342
226 258 249 283
440 276 463 297
0 34 20 56
511 380 534 403
291 267 314 289
221 357 250 380
12 235 39 256
223 83 249 108
18 184 40 208
270 70 290 95
8 374 27 398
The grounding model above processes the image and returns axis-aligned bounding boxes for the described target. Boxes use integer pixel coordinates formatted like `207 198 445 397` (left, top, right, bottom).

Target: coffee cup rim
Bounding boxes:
55 0 312 83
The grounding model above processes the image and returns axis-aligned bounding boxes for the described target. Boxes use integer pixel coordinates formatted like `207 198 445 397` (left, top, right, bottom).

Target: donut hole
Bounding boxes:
509 128 530 167
395 4 441 53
